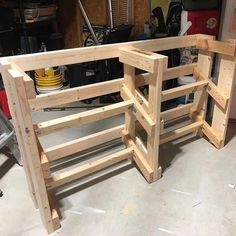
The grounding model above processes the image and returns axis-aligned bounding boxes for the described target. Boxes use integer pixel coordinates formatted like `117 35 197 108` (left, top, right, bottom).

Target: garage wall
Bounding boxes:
58 0 151 48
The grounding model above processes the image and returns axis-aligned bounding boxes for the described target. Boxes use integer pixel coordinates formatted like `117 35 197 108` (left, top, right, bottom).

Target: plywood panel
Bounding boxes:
82 0 107 25
58 0 107 48
133 0 151 37
58 0 83 48
58 0 150 48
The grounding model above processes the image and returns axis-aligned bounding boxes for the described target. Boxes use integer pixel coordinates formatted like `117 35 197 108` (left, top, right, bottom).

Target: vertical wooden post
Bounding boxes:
0 59 38 208
7 68 60 233
212 52 236 148
192 49 214 135
147 56 168 182
124 64 136 139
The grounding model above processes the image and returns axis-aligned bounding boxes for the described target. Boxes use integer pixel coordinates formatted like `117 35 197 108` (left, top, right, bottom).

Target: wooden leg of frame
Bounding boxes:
124 64 136 139
211 53 236 148
123 64 154 182
123 63 136 158
7 68 60 234
0 61 38 208
192 49 214 136
147 57 168 182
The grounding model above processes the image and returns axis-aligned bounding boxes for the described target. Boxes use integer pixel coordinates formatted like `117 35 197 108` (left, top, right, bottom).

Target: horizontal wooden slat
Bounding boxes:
29 79 123 111
160 121 203 144
202 121 223 149
194 67 229 110
160 103 193 122
120 48 167 73
45 125 124 162
35 100 133 136
120 85 155 135
197 39 236 56
29 64 197 111
135 63 197 88
7 35 205 71
163 63 196 81
135 73 149 87
46 147 134 189
161 80 208 102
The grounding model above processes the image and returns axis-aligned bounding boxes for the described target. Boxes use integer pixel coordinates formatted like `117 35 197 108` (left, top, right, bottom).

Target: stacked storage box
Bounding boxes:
180 0 221 36
177 0 221 105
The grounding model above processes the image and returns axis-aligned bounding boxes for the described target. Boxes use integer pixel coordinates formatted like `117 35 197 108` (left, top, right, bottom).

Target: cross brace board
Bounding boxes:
0 35 235 234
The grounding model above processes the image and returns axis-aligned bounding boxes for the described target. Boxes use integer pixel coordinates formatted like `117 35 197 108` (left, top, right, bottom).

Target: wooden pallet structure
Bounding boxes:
0 34 236 233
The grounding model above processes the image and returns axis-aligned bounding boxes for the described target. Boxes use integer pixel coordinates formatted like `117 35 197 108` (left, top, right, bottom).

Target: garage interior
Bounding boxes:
1 1 236 236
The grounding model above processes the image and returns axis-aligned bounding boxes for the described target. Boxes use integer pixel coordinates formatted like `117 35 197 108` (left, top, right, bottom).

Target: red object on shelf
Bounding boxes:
0 89 11 119
181 10 220 36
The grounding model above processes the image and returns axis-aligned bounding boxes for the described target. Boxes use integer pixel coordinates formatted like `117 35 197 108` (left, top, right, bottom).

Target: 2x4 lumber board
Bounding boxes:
51 209 60 230
29 78 123 111
41 152 51 179
192 41 214 137
133 142 155 182
147 56 167 181
135 63 197 87
35 100 133 136
29 64 197 111
120 48 165 73
10 62 36 99
47 190 60 229
7 68 60 233
7 34 203 71
164 63 197 81
37 137 51 179
135 88 149 111
135 136 148 157
202 121 223 148
46 147 134 189
44 125 125 162
124 64 136 139
197 39 236 57
124 64 135 92
120 84 155 136
160 119 165 134
160 103 193 122
212 53 236 148
122 131 154 183
160 121 203 145
194 67 229 110
135 73 149 88
161 80 208 102
0 59 38 208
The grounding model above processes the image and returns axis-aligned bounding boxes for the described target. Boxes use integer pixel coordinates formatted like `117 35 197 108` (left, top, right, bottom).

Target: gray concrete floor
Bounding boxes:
1 109 236 236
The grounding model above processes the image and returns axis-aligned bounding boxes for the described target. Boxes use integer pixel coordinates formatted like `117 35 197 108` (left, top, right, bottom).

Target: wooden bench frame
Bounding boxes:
0 34 236 234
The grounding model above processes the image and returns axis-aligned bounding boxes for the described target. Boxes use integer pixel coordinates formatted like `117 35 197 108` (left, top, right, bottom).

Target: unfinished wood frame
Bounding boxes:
1 34 235 234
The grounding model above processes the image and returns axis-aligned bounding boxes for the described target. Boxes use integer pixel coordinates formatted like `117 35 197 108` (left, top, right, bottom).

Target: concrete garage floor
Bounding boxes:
1 109 236 236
